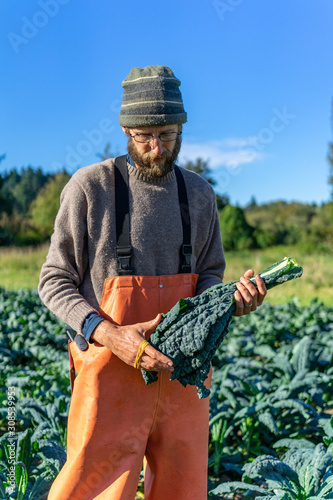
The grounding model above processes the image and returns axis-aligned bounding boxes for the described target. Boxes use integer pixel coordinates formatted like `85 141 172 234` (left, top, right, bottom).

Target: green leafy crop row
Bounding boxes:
0 289 332 499
209 297 333 498
0 289 69 499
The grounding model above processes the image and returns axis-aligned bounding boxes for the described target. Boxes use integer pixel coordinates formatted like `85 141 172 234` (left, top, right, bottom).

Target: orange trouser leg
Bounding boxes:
48 351 158 500
144 371 211 500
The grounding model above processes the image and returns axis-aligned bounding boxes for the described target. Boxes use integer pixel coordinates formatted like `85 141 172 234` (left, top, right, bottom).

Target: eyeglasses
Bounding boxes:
128 131 181 144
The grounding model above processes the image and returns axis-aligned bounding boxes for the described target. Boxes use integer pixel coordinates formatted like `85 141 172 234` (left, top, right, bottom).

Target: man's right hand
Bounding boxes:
91 314 174 373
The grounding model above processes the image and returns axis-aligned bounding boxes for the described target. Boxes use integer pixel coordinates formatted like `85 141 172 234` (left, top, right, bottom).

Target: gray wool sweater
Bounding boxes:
38 158 226 334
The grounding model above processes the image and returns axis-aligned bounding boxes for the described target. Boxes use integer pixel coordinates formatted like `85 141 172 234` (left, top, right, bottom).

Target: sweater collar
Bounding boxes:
126 154 176 185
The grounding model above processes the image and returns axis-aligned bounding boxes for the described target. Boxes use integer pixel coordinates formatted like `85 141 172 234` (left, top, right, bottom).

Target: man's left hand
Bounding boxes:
233 269 267 316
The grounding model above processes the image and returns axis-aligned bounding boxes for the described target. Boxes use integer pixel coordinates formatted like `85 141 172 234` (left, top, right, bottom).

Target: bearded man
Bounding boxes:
39 65 266 500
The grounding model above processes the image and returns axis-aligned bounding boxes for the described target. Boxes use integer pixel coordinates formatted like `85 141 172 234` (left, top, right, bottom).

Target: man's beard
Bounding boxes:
127 135 182 179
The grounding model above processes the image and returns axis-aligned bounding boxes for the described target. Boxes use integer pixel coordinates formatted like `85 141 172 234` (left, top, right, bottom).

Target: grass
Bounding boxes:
0 244 49 289
223 245 333 306
0 244 332 306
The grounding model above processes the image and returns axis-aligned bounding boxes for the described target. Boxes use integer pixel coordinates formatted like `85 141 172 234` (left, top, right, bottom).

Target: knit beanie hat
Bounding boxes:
119 65 187 127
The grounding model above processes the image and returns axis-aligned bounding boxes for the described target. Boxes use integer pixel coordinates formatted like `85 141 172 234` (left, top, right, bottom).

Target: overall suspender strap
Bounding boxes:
174 165 192 273
114 155 134 275
114 157 192 275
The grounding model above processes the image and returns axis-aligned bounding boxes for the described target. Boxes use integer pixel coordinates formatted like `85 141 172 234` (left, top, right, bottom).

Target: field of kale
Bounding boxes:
0 288 333 499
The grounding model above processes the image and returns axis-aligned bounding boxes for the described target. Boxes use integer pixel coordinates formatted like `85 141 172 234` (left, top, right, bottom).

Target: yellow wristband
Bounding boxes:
133 340 150 369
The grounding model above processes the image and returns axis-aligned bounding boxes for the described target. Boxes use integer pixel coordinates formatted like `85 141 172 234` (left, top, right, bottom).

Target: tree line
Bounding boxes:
0 157 70 245
0 151 332 252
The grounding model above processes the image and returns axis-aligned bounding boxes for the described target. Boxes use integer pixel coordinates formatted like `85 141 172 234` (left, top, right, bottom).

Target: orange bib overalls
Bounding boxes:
48 158 211 500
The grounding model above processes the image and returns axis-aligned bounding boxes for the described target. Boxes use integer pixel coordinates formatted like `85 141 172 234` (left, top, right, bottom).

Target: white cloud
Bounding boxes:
179 138 264 170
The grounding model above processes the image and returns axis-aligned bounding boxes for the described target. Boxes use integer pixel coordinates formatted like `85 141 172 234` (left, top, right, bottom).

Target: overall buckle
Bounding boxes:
181 244 192 272
115 246 134 275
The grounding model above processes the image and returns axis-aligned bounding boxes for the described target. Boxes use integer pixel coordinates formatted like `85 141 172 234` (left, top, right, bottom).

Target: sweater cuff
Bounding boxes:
82 312 104 343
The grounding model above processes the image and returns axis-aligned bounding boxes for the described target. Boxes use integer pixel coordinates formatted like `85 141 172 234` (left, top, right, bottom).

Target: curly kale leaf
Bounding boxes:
142 258 303 398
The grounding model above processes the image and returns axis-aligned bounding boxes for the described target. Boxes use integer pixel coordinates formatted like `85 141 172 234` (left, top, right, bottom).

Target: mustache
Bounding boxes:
144 150 172 161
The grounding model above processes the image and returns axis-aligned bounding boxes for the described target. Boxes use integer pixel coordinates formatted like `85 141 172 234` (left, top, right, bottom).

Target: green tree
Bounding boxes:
0 168 19 215
328 99 333 200
1 167 50 216
0 156 13 216
29 171 70 240
0 155 12 245
182 157 229 210
303 202 333 252
13 167 50 215
219 204 256 251
216 193 229 210
183 157 216 186
245 200 319 247
0 176 11 213
96 142 118 161
246 195 258 211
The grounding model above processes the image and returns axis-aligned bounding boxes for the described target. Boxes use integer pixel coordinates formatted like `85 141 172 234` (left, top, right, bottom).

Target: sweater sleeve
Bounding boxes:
38 177 97 333
195 197 226 295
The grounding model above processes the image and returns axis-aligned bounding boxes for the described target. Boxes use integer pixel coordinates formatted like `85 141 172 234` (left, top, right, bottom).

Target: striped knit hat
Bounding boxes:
119 65 187 127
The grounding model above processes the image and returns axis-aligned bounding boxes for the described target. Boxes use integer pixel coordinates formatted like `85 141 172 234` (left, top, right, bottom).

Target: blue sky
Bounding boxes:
1 0 333 206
